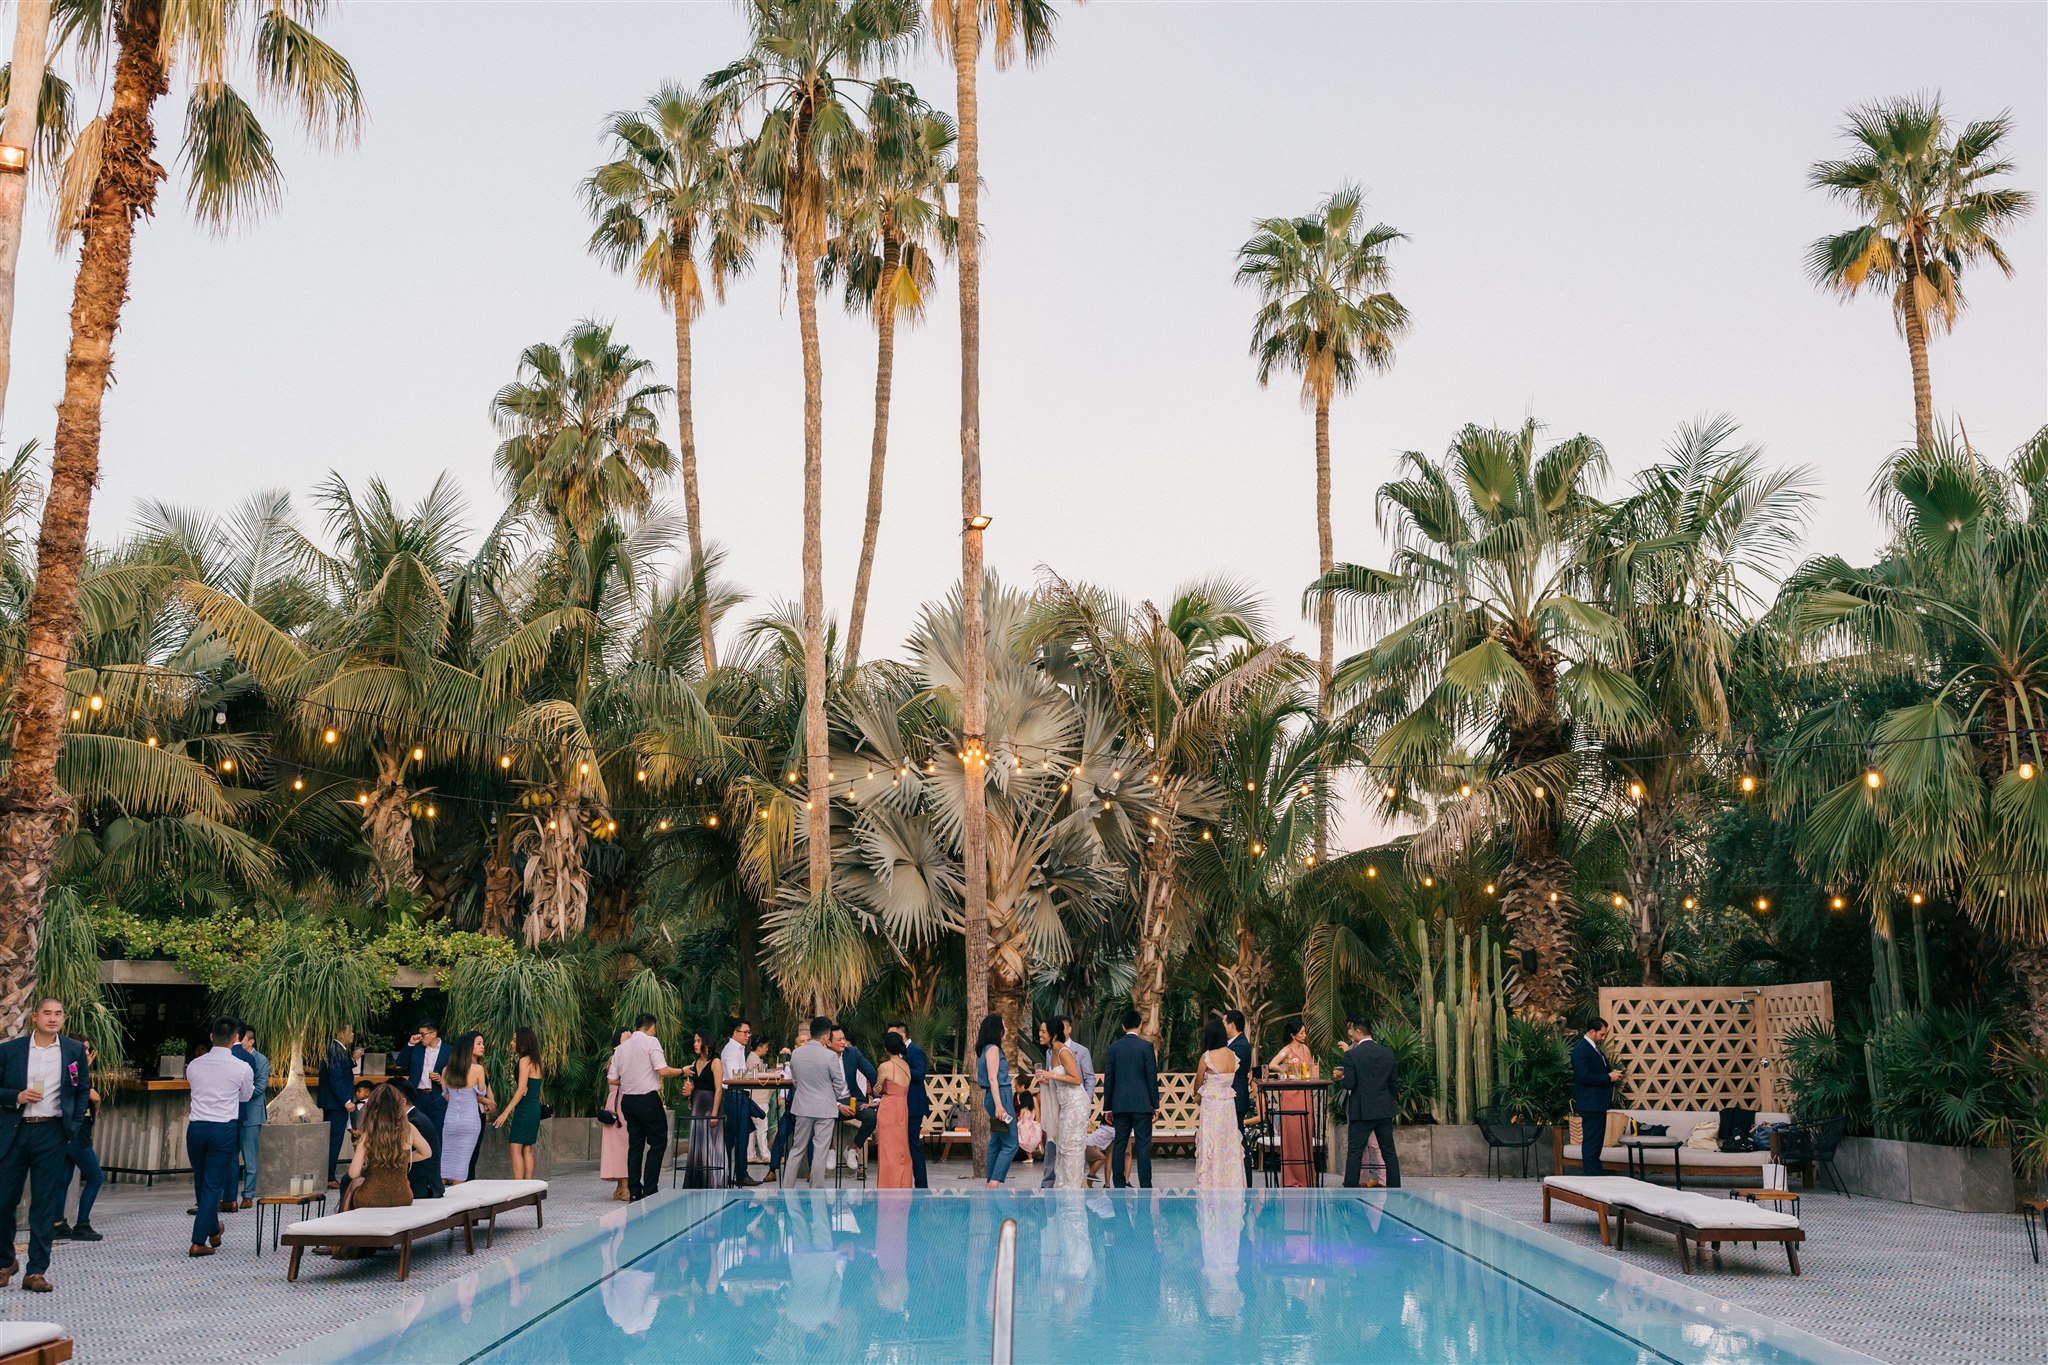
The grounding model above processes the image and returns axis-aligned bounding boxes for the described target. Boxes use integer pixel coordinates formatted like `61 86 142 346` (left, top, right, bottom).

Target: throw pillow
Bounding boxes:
1567 1115 1583 1147
1603 1111 1630 1147
1686 1121 1719 1151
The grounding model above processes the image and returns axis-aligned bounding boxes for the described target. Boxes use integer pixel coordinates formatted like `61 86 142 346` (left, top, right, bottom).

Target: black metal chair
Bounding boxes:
1241 1110 1277 1187
1772 1116 1850 1196
1476 1105 1544 1180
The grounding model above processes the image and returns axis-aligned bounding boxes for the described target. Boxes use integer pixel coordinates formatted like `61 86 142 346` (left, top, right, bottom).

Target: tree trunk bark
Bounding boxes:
1624 811 1668 987
2009 940 2048 1050
842 233 901 677
0 0 54 427
0 2 165 1038
734 896 762 1026
363 751 418 899
1313 391 1333 862
792 121 833 907
1129 787 1179 1039
1899 269 1934 451
952 0 991 1179
671 246 717 675
481 832 519 938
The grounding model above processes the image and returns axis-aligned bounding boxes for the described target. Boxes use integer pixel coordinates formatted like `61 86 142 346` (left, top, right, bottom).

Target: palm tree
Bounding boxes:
1025 575 1300 1038
1307 420 1643 1023
0 0 360 1032
585 83 766 675
491 322 675 543
826 99 957 674
1780 424 2048 1041
1235 187 1409 733
1808 95 2033 451
1589 418 1812 982
709 0 919 922
0 0 59 425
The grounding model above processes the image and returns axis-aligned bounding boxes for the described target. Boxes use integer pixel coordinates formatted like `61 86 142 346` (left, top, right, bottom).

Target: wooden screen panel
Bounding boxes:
1596 984 1833 1114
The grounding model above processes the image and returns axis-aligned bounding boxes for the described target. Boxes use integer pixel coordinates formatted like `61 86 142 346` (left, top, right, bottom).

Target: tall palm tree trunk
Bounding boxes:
1623 816 1668 986
0 2 165 1036
793 146 833 905
1312 390 1333 861
0 0 55 426
1130 788 1180 1038
482 830 519 937
671 248 717 675
2007 940 2048 1050
951 0 992 1174
843 234 902 676
1898 271 1935 451
363 752 419 898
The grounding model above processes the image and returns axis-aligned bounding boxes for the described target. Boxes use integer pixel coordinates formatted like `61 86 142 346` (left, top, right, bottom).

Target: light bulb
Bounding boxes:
548 819 557 830
500 754 513 769
1628 782 1643 799
1756 897 1770 911
1059 782 1069 793
426 805 437 818
1366 866 1378 878
788 771 798 783
88 694 103 712
1458 783 1472 798
1422 875 1434 888
358 792 370 805
1739 774 1757 793
1111 769 1122 781
579 761 589 775
1612 893 1625 907
1148 815 1159 826
1484 882 1497 895
1865 769 1883 789
145 736 158 748
1910 891 1924 905
1830 895 1845 910
1250 843 1263 856
1383 785 1397 800
292 777 304 791
69 707 81 722
412 747 425 761
605 820 616 833
760 809 770 820
1200 830 1212 841
1547 891 1559 903
1245 781 1256 792
659 818 672 830
2023 763 2037 781
221 758 235 773
1682 897 1697 910
1533 785 1546 800
704 815 715 828
636 769 647 782
1304 854 1316 866
324 728 338 745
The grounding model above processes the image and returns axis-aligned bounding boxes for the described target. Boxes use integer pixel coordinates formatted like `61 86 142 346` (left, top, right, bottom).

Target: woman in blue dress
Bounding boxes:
440 1033 489 1185
975 1014 1017 1187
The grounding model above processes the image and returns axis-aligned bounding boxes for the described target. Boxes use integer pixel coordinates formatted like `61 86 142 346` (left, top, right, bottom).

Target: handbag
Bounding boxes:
596 1109 618 1127
539 1103 554 1121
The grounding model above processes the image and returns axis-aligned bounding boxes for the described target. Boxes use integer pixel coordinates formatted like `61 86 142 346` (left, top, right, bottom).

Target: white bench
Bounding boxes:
1542 1175 1804 1273
282 1179 550 1281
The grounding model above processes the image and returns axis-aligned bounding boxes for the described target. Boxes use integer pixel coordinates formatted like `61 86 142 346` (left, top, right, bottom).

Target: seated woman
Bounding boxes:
338 1085 433 1258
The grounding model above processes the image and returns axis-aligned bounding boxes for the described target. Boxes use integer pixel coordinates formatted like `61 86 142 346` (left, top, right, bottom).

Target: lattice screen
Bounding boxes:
1596 982 1832 1113
918 1072 1204 1135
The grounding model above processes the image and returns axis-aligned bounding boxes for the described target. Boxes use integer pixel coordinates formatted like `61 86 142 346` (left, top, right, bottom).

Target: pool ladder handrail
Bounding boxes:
990 1216 1019 1365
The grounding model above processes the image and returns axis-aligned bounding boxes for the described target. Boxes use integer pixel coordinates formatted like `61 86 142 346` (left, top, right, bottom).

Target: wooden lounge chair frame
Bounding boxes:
284 1204 474 1282
1541 1182 1615 1245
473 1187 546 1248
0 1339 71 1365
1613 1204 1803 1275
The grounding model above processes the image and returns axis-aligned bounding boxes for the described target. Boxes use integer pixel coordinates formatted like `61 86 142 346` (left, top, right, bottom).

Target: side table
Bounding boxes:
256 1192 328 1255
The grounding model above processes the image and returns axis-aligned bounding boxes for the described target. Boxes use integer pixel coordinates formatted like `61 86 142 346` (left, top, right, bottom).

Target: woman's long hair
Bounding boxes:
974 1014 1004 1055
443 1033 478 1089
362 1084 410 1171
1201 1015 1228 1052
513 1027 541 1069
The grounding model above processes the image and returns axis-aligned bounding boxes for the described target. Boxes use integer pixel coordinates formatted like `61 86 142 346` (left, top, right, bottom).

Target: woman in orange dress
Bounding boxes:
1267 1018 1320 1187
874 1033 914 1189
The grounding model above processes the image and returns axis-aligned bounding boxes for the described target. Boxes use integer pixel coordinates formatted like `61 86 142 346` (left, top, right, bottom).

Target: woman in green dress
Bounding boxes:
493 1027 544 1180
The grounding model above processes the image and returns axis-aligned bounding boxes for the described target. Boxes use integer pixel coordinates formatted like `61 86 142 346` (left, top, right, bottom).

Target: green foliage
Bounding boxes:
1492 1018 1572 1124
226 923 383 1069
446 951 584 1096
36 888 124 1070
1868 1007 2026 1148
1374 1018 1435 1125
1779 1021 1870 1127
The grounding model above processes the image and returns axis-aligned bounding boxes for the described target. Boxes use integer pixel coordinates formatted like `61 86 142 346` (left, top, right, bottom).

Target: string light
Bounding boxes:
1830 895 1846 910
1682 897 1697 910
88 693 103 712
704 815 716 829
1865 769 1883 789
1383 785 1397 800
1200 830 1212 841
145 735 157 747
323 728 338 745
1458 783 1472 798
1755 896 1770 911
1533 785 1546 800
292 777 304 791
68 708 79 722
1547 891 1559 903
1245 781 1256 792
1612 893 1625 907
1628 781 1643 800
358 792 370 806
220 758 235 773
1250 842 1263 856
2023 762 2037 781
500 755 513 769
1484 882 1496 895
1422 875 1435 888
636 769 647 782
412 747 425 762
759 809 770 820
1366 865 1378 878
425 804 437 819
579 761 590 776
1910 891 1924 905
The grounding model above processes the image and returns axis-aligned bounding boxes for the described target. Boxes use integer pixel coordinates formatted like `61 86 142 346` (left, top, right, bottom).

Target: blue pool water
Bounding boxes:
288 1189 1871 1365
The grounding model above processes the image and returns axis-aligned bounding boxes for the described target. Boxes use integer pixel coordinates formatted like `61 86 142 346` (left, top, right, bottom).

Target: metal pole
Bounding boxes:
990 1216 1018 1365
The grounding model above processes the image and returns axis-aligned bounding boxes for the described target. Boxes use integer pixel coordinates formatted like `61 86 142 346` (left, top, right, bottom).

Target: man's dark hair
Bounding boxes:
634 1013 658 1030
729 1017 750 1037
1120 1008 1142 1032
353 1079 374 1094
1584 1017 1610 1034
1346 1015 1372 1035
885 1020 909 1035
810 1015 836 1040
210 1017 240 1047
418 1019 439 1033
239 1023 258 1043
1224 1009 1246 1032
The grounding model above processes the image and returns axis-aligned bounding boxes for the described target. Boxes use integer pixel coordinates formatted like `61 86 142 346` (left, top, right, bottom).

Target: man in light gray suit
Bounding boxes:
779 1016 852 1189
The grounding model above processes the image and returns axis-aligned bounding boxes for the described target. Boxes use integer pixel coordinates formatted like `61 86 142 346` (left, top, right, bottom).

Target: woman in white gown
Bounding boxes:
1036 1018 1087 1187
1194 1015 1247 1189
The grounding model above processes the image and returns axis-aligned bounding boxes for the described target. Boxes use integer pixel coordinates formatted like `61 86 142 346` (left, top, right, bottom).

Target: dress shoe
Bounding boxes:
188 1244 214 1258
67 1222 101 1242
208 1232 222 1248
21 1274 50 1293
185 1207 197 1215
327 1180 341 1191
48 1222 68 1239
239 1198 255 1211
0 1264 16 1288
219 1200 238 1213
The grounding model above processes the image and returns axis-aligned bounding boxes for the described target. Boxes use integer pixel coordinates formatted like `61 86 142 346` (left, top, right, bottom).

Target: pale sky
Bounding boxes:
7 1 2046 846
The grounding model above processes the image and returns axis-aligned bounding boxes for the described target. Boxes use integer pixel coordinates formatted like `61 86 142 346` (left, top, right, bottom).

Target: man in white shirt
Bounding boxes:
0 998 90 1292
184 1017 254 1257
718 1019 757 1186
612 1014 683 1201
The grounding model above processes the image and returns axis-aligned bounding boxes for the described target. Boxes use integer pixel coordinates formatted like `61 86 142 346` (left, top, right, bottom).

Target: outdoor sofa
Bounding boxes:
282 1178 549 1281
1542 1175 1804 1274
1553 1108 1794 1185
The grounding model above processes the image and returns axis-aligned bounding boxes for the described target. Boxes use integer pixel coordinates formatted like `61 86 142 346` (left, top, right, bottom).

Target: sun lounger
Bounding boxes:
1610 1185 1804 1274
0 1323 71 1365
282 1180 551 1281
1541 1175 1668 1245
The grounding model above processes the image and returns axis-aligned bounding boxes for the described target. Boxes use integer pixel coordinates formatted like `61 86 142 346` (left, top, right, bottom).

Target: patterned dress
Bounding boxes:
1194 1064 1247 1190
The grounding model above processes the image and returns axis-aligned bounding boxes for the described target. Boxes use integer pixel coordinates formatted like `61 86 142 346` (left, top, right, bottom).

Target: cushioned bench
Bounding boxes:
1542 1174 1803 1273
282 1180 550 1281
1554 1109 1792 1185
0 1323 70 1365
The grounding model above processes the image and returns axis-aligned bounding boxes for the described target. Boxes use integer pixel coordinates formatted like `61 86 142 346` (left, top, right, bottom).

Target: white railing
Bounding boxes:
990 1216 1018 1365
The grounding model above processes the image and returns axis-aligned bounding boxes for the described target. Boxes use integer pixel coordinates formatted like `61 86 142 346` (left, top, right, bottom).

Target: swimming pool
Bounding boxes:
285 1188 1872 1364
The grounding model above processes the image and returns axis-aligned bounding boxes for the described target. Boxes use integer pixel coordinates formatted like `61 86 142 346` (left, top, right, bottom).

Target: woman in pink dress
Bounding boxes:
1194 1016 1247 1189
874 1033 914 1188
600 1027 631 1200
1267 1018 1319 1187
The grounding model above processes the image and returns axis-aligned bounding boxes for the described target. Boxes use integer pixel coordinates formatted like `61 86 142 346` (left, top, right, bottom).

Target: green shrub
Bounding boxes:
1779 1021 1869 1127
1869 1007 2025 1148
1493 1018 1572 1123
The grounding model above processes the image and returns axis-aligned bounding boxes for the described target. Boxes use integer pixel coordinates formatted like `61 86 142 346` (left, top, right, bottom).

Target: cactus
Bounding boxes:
1432 1000 1451 1123
1415 917 1436 1029
1454 992 1473 1124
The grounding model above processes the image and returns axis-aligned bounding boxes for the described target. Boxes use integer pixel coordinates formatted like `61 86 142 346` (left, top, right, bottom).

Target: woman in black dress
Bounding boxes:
682 1029 728 1189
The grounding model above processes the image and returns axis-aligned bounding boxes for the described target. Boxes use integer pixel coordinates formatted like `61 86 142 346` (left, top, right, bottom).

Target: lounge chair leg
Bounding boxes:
535 1200 543 1229
1676 1233 1692 1273
2027 1209 2041 1265
398 1235 412 1282
1786 1242 1800 1275
463 1217 475 1254
288 1246 303 1282
1542 1190 1551 1223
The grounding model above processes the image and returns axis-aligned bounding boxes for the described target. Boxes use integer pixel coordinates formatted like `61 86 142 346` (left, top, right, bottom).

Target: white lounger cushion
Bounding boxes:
1542 1176 1669 1201
449 1179 547 1210
1613 1186 1800 1229
286 1197 470 1240
0 1322 64 1352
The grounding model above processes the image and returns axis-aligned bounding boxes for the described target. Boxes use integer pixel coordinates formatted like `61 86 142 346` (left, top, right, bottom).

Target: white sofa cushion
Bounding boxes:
286 1197 468 1240
0 1323 63 1353
1542 1176 1668 1201
447 1179 547 1210
1611 1186 1800 1229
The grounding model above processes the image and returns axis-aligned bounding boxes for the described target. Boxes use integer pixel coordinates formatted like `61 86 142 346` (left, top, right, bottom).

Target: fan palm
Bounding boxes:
1807 95 2033 450
491 322 675 544
1589 417 1813 982
0 0 361 1033
1307 419 1644 1023
709 0 919 913
825 98 957 673
585 83 767 674
1780 424 2048 1040
1236 186 1409 731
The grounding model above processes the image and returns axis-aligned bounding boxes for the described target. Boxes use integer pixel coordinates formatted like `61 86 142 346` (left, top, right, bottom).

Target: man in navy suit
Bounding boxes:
315 1025 357 1188
0 999 92 1291
1572 1017 1622 1176
390 1020 451 1173
1336 1016 1401 1187
887 1022 930 1189
1100 1009 1159 1189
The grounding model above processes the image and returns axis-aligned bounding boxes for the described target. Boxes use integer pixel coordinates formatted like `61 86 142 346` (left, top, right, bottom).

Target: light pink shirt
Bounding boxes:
609 1031 669 1096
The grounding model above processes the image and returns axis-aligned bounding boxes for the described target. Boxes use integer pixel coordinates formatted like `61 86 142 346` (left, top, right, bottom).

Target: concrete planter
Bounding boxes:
471 1120 554 1180
1383 1124 1556 1178
1834 1135 2017 1213
257 1121 335 1197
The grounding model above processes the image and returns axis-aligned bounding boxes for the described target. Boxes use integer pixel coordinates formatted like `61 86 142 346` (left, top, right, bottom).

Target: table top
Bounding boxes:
1621 1135 1686 1147
257 1193 327 1206
1259 1077 1330 1091
1729 1188 1801 1201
